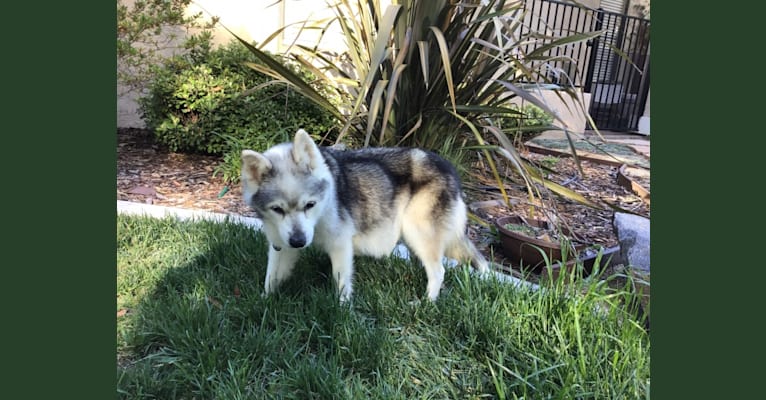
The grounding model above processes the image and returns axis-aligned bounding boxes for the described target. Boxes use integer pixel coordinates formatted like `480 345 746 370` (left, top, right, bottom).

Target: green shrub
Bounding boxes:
504 104 554 134
524 104 555 132
211 132 287 186
486 103 554 147
139 41 339 156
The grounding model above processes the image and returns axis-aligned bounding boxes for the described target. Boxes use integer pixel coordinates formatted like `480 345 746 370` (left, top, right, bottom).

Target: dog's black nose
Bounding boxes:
288 232 306 248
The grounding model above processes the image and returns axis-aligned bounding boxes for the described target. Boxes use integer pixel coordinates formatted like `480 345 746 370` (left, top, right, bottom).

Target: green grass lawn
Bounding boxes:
117 214 649 399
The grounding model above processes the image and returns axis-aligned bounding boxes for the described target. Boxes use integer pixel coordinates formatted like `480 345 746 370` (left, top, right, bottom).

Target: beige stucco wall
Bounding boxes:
184 0 357 53
117 90 145 128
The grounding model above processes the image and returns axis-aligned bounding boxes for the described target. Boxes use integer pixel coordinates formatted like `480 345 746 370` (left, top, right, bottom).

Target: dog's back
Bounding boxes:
320 147 462 233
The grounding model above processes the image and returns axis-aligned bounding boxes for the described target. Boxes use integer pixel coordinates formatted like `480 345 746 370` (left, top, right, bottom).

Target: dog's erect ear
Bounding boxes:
241 150 272 183
292 129 323 170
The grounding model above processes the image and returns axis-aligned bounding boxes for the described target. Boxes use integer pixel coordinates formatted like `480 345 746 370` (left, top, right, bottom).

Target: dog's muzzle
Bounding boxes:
288 231 306 248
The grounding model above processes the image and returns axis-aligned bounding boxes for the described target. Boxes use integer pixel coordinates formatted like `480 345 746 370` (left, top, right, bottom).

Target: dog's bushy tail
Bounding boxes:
447 235 490 274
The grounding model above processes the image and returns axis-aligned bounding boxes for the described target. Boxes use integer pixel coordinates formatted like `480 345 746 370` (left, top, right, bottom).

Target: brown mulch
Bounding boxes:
117 128 257 219
117 128 650 270
465 149 650 249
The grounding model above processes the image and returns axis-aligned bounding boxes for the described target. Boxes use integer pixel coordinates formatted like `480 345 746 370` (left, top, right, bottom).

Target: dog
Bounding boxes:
241 129 489 302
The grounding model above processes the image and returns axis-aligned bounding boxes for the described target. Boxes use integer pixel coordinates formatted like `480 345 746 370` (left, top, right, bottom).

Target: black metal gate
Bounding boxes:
584 8 650 131
521 0 650 132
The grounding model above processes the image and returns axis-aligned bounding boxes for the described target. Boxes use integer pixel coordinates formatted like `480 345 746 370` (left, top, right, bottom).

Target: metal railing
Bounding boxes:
519 0 650 131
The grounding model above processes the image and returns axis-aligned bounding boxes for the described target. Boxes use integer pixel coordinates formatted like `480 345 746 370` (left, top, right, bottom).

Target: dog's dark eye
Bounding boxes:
271 206 285 215
304 201 316 211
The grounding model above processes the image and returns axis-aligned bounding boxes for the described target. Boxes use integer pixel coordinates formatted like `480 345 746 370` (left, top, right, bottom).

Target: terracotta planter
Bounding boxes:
495 215 586 271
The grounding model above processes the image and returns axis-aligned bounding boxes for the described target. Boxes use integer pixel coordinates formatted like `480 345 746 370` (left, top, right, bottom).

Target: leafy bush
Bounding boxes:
117 0 217 95
492 103 555 146
507 104 555 134
211 132 285 186
139 41 339 156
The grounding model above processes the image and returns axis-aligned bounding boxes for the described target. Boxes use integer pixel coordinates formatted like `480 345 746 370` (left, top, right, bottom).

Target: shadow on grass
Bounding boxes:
117 215 399 399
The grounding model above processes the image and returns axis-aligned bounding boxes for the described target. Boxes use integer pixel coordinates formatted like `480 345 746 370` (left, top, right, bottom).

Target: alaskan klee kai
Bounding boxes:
241 129 489 302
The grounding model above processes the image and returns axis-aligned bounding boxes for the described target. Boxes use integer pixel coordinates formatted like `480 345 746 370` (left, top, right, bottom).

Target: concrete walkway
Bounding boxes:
531 129 650 159
525 130 650 169
583 130 650 159
117 200 263 229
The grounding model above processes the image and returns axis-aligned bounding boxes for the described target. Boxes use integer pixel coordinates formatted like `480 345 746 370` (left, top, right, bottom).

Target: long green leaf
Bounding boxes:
365 79 388 147
336 4 402 144
258 21 297 50
241 61 341 122
607 43 644 75
529 174 602 209
378 26 411 143
363 4 401 89
562 127 584 176
294 45 356 83
239 80 290 98
454 105 524 116
417 41 430 89
226 29 345 123
483 124 537 210
526 30 605 60
381 63 407 144
517 150 602 210
450 111 510 208
396 114 423 146
429 26 456 113
289 54 338 86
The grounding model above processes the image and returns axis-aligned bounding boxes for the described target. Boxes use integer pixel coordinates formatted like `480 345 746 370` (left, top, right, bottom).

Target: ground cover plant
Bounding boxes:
117 214 649 399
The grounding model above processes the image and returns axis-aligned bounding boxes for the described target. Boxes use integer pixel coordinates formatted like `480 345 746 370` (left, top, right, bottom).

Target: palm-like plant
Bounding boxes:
226 0 605 220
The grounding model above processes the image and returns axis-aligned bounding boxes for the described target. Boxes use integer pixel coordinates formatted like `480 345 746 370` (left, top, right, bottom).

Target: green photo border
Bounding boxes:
4 2 116 398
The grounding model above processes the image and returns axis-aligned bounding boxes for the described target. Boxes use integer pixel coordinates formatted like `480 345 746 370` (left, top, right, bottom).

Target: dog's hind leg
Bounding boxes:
264 246 300 295
402 222 447 301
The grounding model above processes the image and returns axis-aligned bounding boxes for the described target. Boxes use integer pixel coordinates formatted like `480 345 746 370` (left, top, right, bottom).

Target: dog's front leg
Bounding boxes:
327 243 354 303
264 245 300 295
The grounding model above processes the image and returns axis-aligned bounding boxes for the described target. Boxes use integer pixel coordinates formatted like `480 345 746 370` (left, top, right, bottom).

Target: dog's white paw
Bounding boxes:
339 290 352 305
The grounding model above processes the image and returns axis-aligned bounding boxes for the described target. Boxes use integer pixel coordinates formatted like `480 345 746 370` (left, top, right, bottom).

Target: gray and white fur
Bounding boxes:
241 129 489 302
